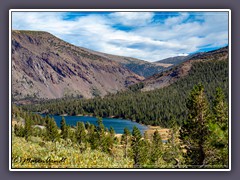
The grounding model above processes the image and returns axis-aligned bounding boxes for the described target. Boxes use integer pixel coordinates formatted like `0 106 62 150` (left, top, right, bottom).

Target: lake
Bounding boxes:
41 115 148 134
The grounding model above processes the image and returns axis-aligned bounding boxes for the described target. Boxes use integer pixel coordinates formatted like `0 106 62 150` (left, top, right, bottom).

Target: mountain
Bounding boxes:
140 46 228 92
156 47 228 66
79 48 173 78
156 56 189 66
105 56 173 78
12 30 144 101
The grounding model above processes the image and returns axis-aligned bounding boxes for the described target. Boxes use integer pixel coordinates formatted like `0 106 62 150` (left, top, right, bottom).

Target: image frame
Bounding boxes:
9 8 231 172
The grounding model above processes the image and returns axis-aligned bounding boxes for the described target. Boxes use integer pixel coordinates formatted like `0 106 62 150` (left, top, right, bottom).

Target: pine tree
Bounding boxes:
97 117 104 133
138 139 150 167
205 88 228 168
151 130 162 165
213 87 228 127
131 126 143 168
108 126 115 152
60 117 68 139
180 84 211 168
75 122 86 144
163 124 182 168
132 126 142 142
88 124 98 150
45 116 59 142
121 128 131 158
96 117 113 153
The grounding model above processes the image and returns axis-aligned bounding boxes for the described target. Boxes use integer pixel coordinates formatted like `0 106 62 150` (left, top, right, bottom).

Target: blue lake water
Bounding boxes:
41 115 148 134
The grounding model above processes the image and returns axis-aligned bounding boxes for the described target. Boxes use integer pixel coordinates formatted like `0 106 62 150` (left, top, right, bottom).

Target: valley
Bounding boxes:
11 31 229 169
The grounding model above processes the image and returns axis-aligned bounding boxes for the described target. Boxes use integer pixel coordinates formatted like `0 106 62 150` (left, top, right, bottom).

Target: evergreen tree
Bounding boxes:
75 122 86 144
97 117 104 133
205 88 228 168
95 117 113 153
213 87 228 126
180 84 211 168
88 124 98 150
163 124 182 168
60 117 68 139
45 116 59 142
121 128 131 158
138 139 150 167
132 126 142 142
108 126 116 151
151 130 162 165
131 126 143 168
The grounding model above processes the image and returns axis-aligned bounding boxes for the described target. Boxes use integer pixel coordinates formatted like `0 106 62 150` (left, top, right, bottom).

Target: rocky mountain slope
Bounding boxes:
12 30 144 100
140 46 228 91
105 56 173 78
78 47 173 78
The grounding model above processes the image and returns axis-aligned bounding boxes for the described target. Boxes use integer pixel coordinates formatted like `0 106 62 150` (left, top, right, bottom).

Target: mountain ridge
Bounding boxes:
12 30 144 100
78 45 173 77
140 46 228 92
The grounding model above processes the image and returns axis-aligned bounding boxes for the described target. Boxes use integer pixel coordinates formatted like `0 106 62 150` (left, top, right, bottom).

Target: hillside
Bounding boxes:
79 47 173 78
12 30 144 101
156 56 189 66
157 47 228 66
141 46 228 91
112 57 173 78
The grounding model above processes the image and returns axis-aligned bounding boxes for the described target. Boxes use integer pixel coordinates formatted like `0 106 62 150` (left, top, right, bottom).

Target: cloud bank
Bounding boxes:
12 11 229 62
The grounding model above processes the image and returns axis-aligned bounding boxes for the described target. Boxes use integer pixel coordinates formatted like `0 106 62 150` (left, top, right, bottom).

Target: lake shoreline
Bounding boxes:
42 112 147 126
40 114 148 134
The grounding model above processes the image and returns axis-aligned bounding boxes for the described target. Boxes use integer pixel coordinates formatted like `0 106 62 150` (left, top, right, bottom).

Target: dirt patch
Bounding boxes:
144 126 171 141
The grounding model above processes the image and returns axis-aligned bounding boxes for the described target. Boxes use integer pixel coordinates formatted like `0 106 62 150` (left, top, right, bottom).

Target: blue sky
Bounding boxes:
12 11 229 62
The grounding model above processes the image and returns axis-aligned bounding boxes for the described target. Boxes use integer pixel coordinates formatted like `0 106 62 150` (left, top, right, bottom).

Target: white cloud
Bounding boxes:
164 12 189 26
12 11 229 62
178 53 189 56
109 12 154 26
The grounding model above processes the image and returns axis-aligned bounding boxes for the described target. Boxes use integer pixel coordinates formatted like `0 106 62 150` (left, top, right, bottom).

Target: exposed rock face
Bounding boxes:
141 46 229 91
12 30 144 100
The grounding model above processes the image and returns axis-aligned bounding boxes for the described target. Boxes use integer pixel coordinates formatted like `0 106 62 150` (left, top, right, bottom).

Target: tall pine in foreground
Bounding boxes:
180 84 211 168
150 130 162 165
204 88 229 168
131 126 149 168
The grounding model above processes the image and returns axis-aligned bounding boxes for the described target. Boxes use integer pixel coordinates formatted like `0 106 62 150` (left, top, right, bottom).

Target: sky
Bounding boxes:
12 11 229 62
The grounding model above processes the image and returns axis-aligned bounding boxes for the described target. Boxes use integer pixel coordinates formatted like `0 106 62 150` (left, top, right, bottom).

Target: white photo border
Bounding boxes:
9 9 231 171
